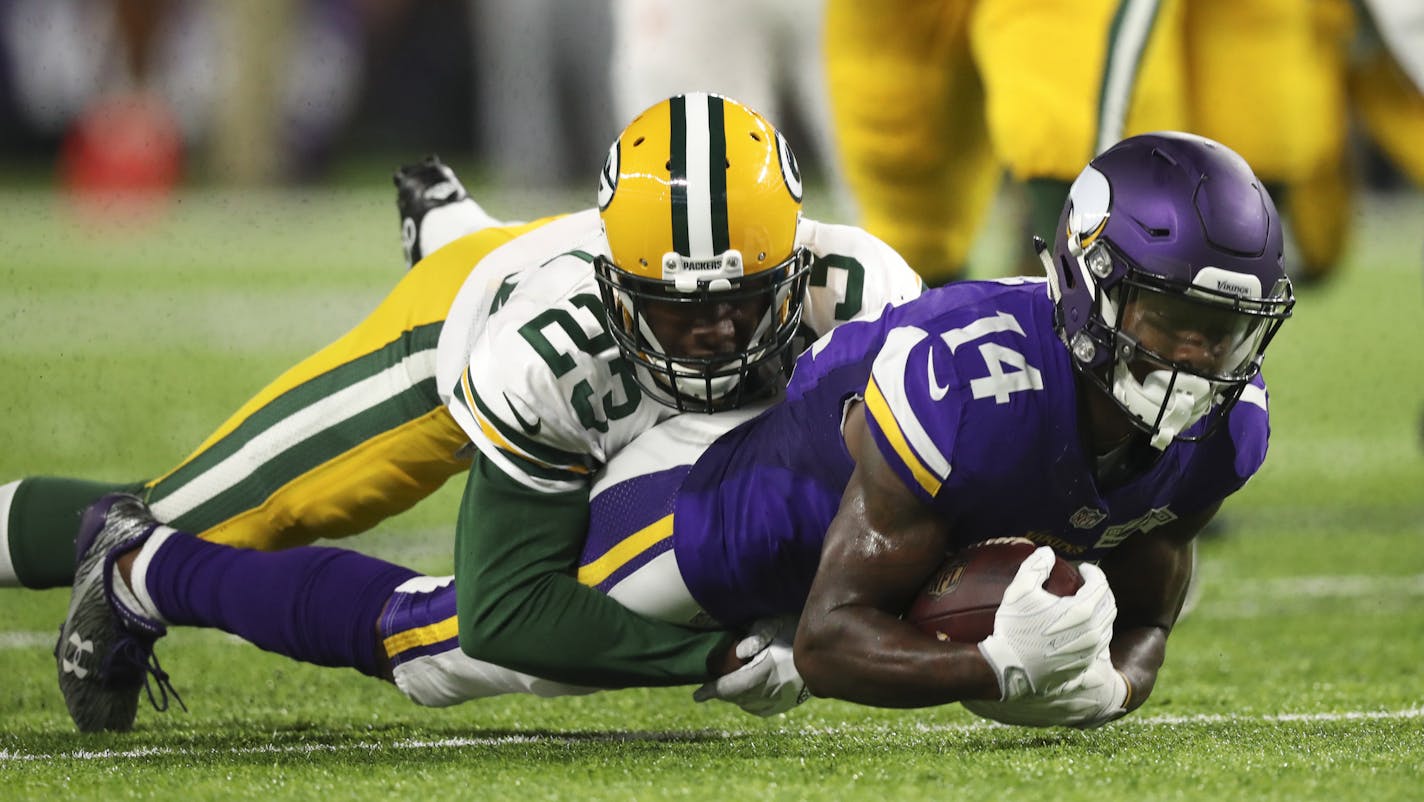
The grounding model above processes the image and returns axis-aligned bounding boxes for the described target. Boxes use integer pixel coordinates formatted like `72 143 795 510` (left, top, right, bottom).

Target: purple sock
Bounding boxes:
143 535 418 678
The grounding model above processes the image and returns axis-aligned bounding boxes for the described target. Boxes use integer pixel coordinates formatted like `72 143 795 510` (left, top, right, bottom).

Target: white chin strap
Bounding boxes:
1111 363 1214 450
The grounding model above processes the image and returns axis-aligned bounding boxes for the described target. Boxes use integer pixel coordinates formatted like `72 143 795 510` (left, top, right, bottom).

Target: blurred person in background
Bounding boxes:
0 0 617 189
1266 0 1424 285
1160 0 1423 288
468 0 615 187
823 0 1424 289
0 0 371 190
823 0 1188 286
1181 0 1355 287
3 0 191 205
609 0 844 210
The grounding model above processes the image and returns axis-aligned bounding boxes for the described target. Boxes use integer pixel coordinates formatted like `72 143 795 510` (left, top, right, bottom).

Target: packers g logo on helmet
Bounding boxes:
597 140 618 211
593 93 812 412
775 129 802 204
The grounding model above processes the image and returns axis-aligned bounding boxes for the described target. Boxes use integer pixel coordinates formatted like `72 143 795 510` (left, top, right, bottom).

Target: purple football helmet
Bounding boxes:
1040 132 1295 449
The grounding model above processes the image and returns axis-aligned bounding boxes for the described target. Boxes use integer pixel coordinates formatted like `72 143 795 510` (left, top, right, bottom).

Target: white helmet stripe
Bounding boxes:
682 93 715 258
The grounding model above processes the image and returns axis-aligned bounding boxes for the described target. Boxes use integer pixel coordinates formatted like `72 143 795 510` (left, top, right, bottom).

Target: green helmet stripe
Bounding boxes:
707 95 730 256
669 94 690 257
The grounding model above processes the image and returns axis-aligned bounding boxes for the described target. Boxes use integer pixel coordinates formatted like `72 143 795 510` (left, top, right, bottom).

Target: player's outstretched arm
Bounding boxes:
794 405 1001 707
453 454 739 689
796 405 1117 708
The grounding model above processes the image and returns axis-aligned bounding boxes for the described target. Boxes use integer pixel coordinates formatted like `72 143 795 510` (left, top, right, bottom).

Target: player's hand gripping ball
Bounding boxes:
907 538 1083 643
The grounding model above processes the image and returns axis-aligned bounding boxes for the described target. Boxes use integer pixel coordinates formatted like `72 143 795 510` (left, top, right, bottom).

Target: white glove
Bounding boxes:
976 548 1117 701
963 647 1129 729
692 616 809 717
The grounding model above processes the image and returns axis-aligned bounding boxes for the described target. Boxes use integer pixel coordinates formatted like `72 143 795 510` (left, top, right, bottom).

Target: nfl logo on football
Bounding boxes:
922 561 967 598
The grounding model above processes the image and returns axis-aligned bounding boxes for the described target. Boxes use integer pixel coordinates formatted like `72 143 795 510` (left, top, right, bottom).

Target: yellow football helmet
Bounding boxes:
594 92 812 412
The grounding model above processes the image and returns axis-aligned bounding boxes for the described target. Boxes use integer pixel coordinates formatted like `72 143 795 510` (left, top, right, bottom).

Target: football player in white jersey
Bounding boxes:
431 92 921 699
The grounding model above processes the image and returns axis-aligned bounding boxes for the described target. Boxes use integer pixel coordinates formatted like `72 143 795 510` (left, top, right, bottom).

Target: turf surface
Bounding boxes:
1 186 1420 800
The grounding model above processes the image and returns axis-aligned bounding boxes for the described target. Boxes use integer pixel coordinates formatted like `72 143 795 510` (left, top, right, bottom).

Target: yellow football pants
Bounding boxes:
825 0 1187 282
143 219 550 550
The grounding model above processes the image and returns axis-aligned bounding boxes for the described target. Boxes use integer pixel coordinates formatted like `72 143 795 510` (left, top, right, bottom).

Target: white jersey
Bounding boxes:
435 209 924 493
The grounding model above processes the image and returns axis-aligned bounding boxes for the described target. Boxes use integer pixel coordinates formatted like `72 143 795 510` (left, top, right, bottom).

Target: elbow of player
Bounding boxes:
454 602 566 683
456 617 495 662
790 632 840 699
455 604 521 667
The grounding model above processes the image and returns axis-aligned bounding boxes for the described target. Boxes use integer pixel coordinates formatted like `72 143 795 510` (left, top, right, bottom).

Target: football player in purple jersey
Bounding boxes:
777 132 1295 723
56 132 1293 732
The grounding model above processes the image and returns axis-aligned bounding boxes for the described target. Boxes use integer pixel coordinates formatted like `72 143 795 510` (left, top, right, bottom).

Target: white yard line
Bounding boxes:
2 708 1422 763
1233 574 1424 598
0 631 55 649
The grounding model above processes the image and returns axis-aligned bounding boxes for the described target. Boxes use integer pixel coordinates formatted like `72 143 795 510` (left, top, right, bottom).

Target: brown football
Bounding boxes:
906 537 1084 643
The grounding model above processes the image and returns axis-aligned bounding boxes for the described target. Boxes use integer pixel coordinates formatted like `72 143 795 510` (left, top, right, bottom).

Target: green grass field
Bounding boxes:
1 184 1421 800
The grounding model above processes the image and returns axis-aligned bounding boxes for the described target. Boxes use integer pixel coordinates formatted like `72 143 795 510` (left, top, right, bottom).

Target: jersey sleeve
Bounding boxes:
1228 375 1271 482
1176 373 1273 515
447 285 604 494
860 325 964 503
454 453 736 687
798 219 925 337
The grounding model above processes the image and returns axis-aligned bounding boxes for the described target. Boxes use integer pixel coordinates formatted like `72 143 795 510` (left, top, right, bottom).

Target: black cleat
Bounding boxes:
394 155 471 268
56 493 182 732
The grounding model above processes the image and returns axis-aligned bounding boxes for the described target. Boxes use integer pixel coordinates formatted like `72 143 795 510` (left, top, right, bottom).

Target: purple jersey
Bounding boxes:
673 279 1271 628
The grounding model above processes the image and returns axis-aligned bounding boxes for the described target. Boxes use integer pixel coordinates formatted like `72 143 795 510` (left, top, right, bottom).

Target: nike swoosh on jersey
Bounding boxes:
927 351 951 401
503 393 542 435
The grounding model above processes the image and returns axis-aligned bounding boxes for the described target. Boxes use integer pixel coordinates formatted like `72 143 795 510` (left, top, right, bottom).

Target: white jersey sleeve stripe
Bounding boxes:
1239 382 1267 411
462 367 534 463
864 377 942 497
866 326 953 488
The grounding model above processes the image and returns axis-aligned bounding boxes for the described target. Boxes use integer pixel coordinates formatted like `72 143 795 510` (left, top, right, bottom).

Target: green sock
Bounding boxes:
1 477 146 589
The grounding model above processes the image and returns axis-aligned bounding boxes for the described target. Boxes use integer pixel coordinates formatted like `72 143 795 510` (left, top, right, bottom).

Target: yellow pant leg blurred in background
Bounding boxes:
1185 0 1355 283
825 0 1186 283
825 0 998 284
972 0 1186 182
1351 43 1424 186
